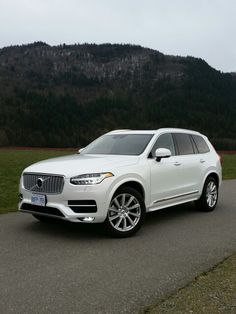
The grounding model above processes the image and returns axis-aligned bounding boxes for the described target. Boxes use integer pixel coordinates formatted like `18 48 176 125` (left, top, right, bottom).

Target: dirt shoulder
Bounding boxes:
145 254 236 314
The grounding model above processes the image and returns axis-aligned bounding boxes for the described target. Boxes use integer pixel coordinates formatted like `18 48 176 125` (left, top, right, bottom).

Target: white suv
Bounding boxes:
19 128 222 237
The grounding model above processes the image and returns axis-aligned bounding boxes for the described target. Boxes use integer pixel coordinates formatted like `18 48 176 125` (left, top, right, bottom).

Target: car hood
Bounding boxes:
23 154 139 178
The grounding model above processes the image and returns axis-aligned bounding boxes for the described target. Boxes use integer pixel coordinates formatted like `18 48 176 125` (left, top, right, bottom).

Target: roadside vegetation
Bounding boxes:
145 254 236 314
221 154 236 180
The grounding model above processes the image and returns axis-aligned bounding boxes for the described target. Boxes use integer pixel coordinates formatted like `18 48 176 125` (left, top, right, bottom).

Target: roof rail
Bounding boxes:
110 129 131 132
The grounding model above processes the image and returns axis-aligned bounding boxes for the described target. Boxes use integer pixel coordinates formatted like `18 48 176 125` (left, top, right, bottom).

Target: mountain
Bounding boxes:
0 42 235 149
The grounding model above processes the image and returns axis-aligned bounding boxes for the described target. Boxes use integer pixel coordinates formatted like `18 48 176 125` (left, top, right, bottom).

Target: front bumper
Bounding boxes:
19 177 114 223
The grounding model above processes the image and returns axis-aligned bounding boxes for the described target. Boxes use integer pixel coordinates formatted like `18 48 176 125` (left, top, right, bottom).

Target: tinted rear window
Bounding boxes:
192 135 210 153
174 133 194 155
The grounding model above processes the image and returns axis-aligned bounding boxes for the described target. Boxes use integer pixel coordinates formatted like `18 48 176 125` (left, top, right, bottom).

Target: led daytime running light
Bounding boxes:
70 172 113 185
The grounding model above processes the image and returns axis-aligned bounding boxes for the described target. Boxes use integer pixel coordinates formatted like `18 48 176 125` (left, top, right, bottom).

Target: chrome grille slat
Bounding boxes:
23 173 64 194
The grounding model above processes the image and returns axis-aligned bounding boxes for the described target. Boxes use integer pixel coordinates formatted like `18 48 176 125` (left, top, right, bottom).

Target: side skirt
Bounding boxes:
146 191 200 213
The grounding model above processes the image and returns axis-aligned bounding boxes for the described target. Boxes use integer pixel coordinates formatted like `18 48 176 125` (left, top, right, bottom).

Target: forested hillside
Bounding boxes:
0 42 235 148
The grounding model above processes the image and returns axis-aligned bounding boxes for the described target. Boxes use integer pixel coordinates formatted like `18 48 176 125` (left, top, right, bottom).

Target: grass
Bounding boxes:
145 253 236 314
0 150 235 214
221 154 236 180
0 149 74 214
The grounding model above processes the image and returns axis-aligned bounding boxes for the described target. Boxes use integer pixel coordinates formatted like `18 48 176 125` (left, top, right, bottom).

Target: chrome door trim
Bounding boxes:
68 205 97 207
153 190 199 204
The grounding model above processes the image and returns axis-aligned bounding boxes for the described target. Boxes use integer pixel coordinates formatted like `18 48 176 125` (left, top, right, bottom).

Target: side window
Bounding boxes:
151 133 175 157
174 133 194 155
192 135 210 153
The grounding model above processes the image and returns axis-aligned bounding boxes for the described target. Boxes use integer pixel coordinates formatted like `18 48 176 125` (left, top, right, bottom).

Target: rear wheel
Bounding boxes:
104 187 146 237
195 176 218 212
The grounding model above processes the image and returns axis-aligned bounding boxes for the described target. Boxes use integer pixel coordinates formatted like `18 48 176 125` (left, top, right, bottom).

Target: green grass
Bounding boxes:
0 149 74 214
221 154 236 180
0 150 235 214
145 254 236 314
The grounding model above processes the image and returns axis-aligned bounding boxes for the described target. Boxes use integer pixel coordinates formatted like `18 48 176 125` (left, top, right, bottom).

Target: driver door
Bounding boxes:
148 133 184 206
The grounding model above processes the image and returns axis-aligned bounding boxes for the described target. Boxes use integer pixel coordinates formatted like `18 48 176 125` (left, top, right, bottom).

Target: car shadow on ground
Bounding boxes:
145 202 198 226
22 203 199 239
22 215 106 240
20 202 200 241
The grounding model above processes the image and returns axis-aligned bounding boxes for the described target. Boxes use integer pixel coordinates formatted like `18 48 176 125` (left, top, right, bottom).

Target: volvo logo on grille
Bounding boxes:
25 174 63 194
36 178 44 188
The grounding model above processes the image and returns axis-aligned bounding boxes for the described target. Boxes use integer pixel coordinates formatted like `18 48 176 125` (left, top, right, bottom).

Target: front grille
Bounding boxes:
23 173 64 194
20 203 64 217
68 200 97 213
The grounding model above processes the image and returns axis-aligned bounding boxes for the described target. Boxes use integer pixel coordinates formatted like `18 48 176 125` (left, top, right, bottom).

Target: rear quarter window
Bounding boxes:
192 135 210 153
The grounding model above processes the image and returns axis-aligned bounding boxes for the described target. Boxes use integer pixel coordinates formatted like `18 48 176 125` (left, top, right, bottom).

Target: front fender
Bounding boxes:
105 174 148 212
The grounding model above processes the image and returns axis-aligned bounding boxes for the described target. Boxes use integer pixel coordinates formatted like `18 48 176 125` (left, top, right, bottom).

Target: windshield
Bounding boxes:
81 134 154 156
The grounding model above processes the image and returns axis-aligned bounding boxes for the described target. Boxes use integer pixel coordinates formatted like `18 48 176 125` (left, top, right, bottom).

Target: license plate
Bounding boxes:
31 194 46 207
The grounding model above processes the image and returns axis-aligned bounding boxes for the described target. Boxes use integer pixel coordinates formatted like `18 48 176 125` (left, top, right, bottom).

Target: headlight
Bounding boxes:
70 172 114 185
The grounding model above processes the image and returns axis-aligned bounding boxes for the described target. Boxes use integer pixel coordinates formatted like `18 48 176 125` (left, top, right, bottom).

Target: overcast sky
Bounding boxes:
0 0 235 72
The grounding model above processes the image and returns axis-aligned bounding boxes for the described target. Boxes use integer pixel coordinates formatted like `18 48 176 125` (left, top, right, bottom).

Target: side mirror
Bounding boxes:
78 148 84 154
155 148 171 162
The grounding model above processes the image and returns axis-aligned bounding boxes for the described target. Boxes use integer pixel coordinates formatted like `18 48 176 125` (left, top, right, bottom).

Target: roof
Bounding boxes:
107 128 202 135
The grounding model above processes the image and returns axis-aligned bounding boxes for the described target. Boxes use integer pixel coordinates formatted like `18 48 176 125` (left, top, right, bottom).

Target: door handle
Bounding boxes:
174 161 181 166
200 159 205 163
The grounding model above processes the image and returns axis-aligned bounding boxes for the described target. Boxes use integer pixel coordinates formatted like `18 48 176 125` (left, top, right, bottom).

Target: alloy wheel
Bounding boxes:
108 193 141 232
206 181 218 208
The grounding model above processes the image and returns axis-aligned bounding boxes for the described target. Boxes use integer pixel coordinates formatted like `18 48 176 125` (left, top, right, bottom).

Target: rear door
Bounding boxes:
191 134 211 190
172 133 202 195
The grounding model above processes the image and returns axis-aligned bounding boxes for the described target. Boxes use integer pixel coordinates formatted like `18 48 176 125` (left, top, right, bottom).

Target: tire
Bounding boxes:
104 187 146 238
195 176 218 212
32 214 56 223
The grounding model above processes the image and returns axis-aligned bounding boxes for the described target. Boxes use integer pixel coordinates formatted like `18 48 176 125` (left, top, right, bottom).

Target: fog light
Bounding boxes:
78 217 95 222
19 194 23 202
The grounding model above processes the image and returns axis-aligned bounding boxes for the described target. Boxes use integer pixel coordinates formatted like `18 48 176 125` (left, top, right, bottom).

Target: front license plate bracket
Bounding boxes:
31 194 47 207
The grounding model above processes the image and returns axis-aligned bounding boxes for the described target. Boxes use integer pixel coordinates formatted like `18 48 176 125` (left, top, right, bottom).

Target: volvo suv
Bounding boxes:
19 128 222 237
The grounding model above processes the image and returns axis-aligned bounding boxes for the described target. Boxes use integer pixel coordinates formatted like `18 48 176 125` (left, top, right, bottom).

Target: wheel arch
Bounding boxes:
206 172 219 186
115 180 145 200
108 178 146 206
201 171 220 195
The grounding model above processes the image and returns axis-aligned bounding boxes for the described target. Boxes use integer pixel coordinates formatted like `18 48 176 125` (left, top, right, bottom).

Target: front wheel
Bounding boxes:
195 177 219 212
104 187 146 237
